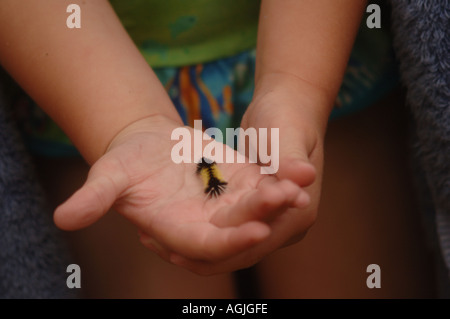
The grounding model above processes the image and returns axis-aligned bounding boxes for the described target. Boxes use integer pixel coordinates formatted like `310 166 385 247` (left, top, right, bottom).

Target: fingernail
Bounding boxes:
139 235 164 252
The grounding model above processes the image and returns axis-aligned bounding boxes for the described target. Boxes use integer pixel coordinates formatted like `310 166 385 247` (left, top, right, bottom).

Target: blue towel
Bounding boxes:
390 0 450 295
0 72 77 298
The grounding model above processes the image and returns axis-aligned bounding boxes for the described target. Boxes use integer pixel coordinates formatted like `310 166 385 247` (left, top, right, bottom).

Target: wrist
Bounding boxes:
246 72 334 136
105 113 183 155
80 108 182 166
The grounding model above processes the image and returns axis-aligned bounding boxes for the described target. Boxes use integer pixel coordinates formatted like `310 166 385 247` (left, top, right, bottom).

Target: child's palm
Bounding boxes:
54 119 306 264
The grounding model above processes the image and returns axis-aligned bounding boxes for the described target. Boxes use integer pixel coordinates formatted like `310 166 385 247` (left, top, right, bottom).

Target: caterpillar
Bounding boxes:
196 157 228 198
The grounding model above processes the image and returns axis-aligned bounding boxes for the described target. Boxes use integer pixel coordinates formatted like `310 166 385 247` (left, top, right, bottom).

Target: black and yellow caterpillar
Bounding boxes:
196 157 227 198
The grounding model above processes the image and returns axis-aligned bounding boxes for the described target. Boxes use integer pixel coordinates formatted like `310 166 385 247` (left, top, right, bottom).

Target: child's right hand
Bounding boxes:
54 115 310 271
156 74 329 275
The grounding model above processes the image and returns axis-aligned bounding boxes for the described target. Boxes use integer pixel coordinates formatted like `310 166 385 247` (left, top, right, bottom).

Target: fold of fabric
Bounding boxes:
390 0 450 288
0 72 77 298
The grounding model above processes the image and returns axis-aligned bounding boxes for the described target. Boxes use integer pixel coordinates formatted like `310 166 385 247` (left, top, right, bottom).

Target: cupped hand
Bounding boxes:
54 115 309 266
160 77 329 275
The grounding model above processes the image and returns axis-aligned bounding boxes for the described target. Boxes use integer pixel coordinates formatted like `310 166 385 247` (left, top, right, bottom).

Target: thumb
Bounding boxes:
53 163 129 230
276 138 317 188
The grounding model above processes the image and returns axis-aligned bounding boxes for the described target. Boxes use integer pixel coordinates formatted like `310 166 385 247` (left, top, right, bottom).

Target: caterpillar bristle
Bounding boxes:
196 157 227 198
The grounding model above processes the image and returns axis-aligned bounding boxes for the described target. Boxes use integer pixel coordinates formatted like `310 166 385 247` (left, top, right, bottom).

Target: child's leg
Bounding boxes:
255 89 436 298
34 156 236 299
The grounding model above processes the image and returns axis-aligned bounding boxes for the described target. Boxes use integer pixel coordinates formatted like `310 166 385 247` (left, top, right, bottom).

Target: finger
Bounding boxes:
53 160 129 230
257 178 311 210
139 231 173 261
277 156 316 187
152 220 271 262
211 179 307 227
275 125 317 187
169 207 316 275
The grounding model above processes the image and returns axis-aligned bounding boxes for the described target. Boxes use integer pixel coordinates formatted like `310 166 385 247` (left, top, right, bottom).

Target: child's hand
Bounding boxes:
160 75 328 275
242 74 327 245
54 115 309 266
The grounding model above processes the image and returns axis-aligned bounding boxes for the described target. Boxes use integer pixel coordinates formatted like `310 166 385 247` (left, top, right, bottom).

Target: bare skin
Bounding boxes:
2 0 431 298
0 0 318 273
33 89 435 298
55 116 311 270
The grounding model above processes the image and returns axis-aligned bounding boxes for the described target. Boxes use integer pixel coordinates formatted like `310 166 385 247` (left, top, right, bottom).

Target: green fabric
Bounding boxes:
109 0 260 67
